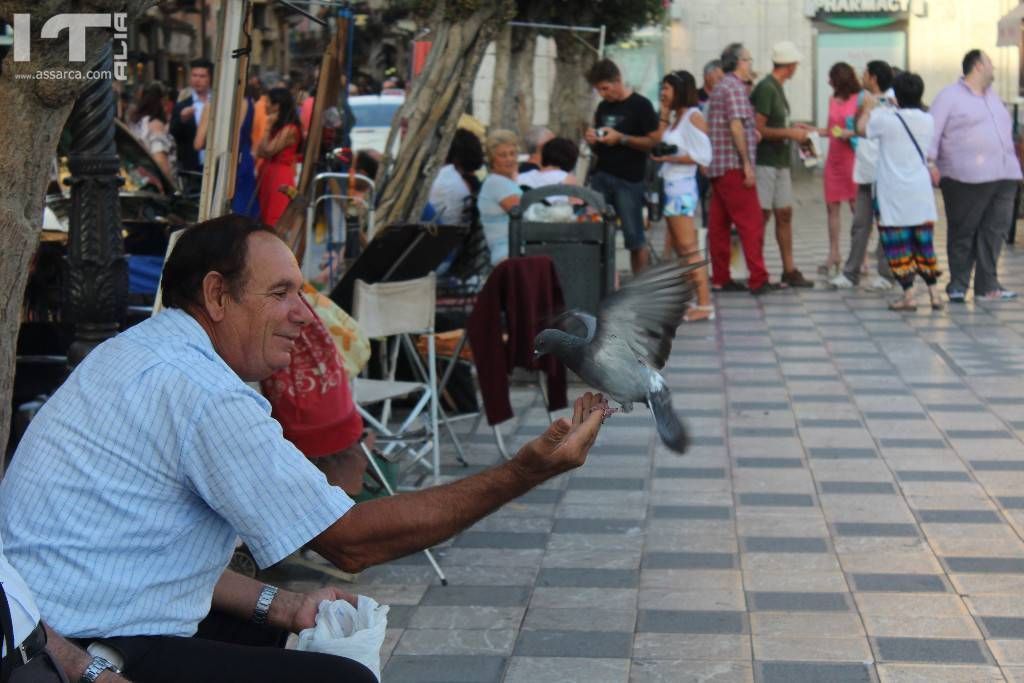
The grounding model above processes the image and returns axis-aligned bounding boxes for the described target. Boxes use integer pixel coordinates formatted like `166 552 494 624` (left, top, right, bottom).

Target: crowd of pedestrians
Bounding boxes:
556 45 1019 313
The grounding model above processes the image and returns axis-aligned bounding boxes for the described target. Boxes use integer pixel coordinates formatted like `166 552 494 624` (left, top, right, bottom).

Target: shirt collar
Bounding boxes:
957 77 988 97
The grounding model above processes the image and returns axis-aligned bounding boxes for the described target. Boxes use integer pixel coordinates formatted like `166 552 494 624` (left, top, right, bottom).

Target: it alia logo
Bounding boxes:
12 13 129 80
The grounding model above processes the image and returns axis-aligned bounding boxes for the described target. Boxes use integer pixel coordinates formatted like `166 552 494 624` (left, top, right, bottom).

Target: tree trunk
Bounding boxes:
0 0 158 466
375 0 514 228
500 28 536 138
549 29 598 139
489 23 511 128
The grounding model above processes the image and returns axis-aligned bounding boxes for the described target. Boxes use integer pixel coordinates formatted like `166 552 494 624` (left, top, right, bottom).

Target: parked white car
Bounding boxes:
347 94 403 155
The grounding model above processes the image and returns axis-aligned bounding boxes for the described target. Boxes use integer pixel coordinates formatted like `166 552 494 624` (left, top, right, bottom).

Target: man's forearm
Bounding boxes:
43 623 129 682
312 458 541 573
212 569 307 632
760 126 793 142
729 119 752 165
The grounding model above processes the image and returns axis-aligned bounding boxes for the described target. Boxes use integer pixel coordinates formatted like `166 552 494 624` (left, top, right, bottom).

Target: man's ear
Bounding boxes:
200 271 229 322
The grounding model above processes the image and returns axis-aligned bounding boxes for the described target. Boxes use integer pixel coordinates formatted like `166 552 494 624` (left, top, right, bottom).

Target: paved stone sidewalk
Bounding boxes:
270 180 1024 682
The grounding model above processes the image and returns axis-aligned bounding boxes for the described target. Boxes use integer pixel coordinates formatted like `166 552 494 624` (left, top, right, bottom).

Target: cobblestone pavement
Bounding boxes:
269 180 1024 682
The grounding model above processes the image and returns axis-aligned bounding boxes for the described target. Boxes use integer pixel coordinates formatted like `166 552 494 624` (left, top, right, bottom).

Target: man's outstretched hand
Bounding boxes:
512 392 612 484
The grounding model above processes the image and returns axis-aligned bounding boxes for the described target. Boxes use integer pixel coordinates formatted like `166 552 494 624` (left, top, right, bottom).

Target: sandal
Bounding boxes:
888 300 917 312
684 305 716 323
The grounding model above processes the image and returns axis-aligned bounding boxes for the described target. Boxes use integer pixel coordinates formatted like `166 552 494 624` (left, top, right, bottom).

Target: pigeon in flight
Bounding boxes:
533 260 701 453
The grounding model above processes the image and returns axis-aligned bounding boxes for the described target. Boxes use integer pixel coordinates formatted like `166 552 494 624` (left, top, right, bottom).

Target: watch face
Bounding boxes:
82 656 116 683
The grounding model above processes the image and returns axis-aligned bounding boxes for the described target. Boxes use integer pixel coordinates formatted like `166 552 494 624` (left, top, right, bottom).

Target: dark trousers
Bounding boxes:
76 610 375 683
939 178 1018 296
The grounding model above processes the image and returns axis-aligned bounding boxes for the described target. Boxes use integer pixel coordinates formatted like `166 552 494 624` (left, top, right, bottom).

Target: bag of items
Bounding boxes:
296 596 389 681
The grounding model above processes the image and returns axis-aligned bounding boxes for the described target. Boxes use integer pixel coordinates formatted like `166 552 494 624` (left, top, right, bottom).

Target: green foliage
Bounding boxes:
516 0 665 44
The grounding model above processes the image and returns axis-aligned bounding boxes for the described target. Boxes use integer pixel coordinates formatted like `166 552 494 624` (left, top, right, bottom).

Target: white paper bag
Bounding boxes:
296 596 390 680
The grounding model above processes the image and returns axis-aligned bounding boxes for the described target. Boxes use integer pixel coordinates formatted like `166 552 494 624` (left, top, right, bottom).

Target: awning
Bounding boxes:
998 2 1024 47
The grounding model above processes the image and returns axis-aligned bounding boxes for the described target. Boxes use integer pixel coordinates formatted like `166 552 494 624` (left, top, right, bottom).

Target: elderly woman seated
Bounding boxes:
518 137 582 221
476 129 522 264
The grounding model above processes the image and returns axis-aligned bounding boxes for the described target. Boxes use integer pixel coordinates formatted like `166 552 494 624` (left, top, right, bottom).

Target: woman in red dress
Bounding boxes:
820 63 861 277
256 87 302 227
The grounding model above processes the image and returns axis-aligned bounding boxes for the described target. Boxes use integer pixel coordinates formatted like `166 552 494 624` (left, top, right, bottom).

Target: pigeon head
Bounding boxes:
533 329 584 368
533 329 560 358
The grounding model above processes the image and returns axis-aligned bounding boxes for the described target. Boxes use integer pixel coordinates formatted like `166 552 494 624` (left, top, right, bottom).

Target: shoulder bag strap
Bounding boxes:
893 111 926 165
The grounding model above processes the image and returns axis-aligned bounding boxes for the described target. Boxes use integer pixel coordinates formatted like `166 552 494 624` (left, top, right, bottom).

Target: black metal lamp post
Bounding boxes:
62 43 128 368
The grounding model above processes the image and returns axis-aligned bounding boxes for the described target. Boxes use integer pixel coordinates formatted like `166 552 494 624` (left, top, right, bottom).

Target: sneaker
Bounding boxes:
864 276 893 292
982 289 1018 301
947 290 966 303
782 269 814 288
712 280 748 292
749 282 783 296
828 273 854 289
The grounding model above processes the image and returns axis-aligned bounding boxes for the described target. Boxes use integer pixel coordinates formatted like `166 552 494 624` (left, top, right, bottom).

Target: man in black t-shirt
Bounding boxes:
584 59 660 274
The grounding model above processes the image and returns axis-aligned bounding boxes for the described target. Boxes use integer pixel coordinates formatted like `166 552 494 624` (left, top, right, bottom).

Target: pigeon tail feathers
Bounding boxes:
648 383 688 454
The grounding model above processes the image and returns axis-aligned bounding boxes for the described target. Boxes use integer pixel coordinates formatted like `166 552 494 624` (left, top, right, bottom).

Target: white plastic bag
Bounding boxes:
296 596 390 680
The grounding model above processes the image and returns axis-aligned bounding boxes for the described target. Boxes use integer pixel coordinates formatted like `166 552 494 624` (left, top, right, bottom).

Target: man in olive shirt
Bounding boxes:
750 41 814 288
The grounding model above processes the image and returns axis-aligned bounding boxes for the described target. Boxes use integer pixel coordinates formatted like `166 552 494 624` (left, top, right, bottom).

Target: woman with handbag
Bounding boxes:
860 71 942 312
652 70 714 322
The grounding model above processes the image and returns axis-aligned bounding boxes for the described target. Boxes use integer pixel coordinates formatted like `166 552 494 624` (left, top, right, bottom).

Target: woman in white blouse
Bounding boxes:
653 70 714 322
858 71 941 312
130 83 178 191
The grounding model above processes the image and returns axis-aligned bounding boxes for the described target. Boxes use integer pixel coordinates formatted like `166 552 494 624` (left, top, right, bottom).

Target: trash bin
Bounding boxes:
508 184 616 315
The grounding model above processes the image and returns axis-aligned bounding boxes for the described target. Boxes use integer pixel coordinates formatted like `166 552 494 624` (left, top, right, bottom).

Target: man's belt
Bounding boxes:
2 620 47 670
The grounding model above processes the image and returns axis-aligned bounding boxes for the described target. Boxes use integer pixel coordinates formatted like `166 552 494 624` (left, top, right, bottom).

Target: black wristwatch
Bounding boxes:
80 655 120 682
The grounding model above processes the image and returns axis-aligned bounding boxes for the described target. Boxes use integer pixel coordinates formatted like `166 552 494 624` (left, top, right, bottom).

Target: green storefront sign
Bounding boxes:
809 0 911 29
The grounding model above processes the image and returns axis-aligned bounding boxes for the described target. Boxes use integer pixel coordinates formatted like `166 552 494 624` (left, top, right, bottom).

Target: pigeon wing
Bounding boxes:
549 309 598 342
591 260 700 371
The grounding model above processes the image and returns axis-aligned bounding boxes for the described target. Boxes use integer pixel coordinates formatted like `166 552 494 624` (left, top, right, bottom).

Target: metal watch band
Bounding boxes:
79 655 119 683
253 585 279 625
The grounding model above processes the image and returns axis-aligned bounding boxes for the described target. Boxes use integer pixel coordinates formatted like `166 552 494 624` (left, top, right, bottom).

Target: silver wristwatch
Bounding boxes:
253 584 279 625
80 655 120 683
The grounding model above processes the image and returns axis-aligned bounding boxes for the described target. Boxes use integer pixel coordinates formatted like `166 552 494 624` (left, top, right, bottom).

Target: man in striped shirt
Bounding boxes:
0 215 608 682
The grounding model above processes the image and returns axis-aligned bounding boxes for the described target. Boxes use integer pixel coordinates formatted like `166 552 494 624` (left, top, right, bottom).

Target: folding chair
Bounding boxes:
351 273 442 486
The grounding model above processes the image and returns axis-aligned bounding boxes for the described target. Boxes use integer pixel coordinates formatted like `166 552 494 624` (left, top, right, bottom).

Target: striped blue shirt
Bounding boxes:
0 308 353 638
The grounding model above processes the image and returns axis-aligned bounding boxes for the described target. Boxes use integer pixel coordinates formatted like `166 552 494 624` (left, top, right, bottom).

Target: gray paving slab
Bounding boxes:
453 532 550 549
636 609 747 634
742 537 830 553
873 636 990 664
734 457 805 469
916 509 1002 524
808 447 878 460
881 438 948 449
643 552 737 570
895 470 972 482
552 519 644 534
419 585 531 607
833 523 920 537
819 481 896 494
738 493 815 507
383 655 507 683
757 661 874 683
850 573 948 593
651 505 732 520
513 630 632 658
748 591 850 612
568 477 647 491
944 557 1024 574
654 466 727 478
535 568 639 588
